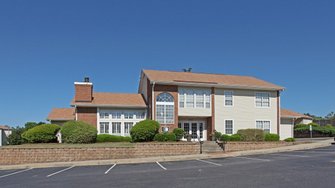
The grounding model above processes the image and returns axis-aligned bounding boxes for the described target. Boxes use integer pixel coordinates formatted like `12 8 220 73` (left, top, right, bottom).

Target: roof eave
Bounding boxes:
71 103 148 108
149 81 284 91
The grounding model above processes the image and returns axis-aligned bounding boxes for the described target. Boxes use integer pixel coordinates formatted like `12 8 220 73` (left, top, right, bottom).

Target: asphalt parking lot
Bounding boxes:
1 145 335 188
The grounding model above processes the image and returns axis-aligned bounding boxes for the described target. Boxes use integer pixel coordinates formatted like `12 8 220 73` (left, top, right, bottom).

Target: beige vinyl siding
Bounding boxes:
215 88 278 134
179 108 212 117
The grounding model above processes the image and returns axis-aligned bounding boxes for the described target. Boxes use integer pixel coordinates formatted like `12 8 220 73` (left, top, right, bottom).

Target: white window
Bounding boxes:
124 122 133 134
225 120 233 134
256 92 270 107
256 121 271 133
136 112 145 119
186 90 194 108
112 122 121 134
179 90 185 108
224 91 233 107
205 91 211 108
156 93 174 124
196 90 204 108
99 113 109 119
124 113 134 119
111 112 121 119
179 88 211 109
99 122 109 134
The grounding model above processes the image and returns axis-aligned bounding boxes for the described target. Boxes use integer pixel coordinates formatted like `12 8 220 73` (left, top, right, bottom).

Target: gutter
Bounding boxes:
152 82 155 120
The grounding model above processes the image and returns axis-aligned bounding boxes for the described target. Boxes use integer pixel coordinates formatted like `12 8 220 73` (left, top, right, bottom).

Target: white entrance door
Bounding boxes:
179 121 206 141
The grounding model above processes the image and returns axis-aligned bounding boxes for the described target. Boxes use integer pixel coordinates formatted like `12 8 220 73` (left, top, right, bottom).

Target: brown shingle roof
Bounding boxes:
0 125 11 130
143 69 284 90
72 92 147 107
281 109 312 119
47 108 75 121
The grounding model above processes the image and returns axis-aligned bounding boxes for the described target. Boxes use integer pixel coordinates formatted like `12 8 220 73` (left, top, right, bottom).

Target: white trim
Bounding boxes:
97 107 100 134
224 119 234 135
254 92 271 108
74 82 93 85
223 90 234 107
71 104 147 108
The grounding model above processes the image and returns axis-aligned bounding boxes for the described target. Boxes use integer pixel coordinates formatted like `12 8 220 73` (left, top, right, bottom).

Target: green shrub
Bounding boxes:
230 134 242 141
294 124 308 129
294 125 335 137
237 129 265 141
220 134 231 142
214 130 222 141
96 134 131 143
264 133 280 141
21 124 60 143
284 138 295 142
130 120 160 142
61 121 97 144
7 127 26 145
153 133 176 142
173 128 184 141
308 122 320 127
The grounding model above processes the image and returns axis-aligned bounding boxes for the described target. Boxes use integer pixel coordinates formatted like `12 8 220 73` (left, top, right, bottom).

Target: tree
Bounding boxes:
325 112 335 120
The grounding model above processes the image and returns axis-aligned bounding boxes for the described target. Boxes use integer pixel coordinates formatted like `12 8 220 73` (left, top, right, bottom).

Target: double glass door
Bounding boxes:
179 121 206 141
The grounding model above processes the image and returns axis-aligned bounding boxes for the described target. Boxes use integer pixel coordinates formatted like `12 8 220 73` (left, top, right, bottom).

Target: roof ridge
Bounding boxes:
143 69 256 78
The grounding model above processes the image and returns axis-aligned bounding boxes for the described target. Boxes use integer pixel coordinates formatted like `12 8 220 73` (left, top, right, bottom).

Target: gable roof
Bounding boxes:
0 125 11 130
47 108 76 121
281 108 313 119
143 69 284 91
71 92 147 108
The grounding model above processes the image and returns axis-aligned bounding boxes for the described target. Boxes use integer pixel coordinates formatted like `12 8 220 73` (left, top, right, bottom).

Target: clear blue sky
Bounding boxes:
0 0 334 126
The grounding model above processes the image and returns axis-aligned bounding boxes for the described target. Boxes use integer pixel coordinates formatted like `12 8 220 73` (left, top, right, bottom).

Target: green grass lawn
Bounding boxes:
2 142 135 149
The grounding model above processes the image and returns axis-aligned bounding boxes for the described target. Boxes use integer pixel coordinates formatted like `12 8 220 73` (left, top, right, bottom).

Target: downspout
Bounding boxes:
75 105 78 121
152 82 155 120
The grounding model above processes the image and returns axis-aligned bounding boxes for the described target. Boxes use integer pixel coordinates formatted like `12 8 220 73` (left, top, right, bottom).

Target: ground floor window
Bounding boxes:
112 122 121 134
179 121 206 141
225 120 233 134
124 122 133 135
256 121 271 133
100 122 109 134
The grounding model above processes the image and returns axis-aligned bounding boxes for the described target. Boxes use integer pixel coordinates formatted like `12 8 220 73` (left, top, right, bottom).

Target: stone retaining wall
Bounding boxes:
224 141 294 152
0 143 199 165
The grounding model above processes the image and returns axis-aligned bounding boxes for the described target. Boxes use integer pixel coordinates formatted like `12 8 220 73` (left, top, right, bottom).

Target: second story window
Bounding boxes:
179 88 211 109
156 93 174 124
224 91 233 107
255 92 270 107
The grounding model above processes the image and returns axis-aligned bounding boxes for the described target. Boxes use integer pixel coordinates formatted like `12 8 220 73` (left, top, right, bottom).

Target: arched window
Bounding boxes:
156 93 174 124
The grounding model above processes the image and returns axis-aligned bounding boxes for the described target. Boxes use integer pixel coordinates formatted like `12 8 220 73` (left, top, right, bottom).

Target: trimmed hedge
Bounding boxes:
173 128 184 141
237 129 265 141
130 120 160 142
230 134 242 141
264 133 280 141
284 138 295 142
214 130 222 141
294 124 335 137
96 134 132 143
220 134 231 141
21 124 60 143
154 133 177 142
61 121 97 144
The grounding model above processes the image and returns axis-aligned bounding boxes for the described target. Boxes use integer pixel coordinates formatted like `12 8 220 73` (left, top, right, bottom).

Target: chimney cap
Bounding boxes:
84 77 90 82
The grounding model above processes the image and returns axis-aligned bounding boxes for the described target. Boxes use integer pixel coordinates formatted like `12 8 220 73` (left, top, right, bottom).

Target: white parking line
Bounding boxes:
105 164 117 174
0 168 33 179
46 166 75 178
270 154 309 158
156 162 167 170
236 157 271 162
196 159 222 167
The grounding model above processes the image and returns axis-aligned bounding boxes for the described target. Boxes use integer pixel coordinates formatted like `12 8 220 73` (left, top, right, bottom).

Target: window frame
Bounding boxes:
178 88 211 109
99 122 110 134
156 92 175 124
224 119 234 135
224 91 234 107
255 120 271 133
255 92 271 108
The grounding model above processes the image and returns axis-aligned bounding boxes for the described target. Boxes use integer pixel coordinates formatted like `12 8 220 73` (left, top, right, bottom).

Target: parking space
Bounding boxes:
1 146 335 188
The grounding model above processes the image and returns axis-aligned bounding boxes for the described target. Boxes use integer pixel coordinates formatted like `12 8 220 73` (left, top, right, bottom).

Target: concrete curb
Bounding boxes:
0 139 333 170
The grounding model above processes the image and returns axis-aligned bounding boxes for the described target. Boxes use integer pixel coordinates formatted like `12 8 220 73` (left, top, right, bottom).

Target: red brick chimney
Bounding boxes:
74 77 93 102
